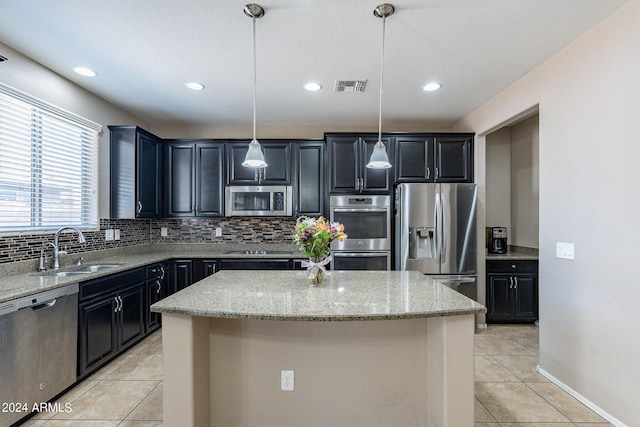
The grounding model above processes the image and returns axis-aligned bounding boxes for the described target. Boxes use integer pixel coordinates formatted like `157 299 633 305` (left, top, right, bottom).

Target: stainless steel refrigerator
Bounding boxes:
394 183 478 299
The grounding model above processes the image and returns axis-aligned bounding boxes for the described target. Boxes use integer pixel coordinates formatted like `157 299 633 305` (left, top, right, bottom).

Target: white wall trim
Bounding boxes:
537 366 627 427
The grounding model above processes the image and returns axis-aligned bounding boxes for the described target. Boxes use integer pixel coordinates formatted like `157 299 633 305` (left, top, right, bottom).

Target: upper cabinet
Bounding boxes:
109 126 162 219
164 140 224 217
326 134 393 194
433 135 473 183
394 134 473 183
227 141 292 185
294 140 325 217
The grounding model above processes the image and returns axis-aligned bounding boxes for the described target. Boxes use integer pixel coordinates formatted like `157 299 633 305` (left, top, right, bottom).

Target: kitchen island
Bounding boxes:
151 270 485 427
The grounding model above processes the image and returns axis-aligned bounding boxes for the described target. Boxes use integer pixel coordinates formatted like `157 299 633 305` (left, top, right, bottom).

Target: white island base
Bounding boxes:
161 313 475 427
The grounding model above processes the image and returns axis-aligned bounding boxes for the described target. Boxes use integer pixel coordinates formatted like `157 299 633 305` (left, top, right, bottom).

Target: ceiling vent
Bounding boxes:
334 80 367 93
0 55 7 62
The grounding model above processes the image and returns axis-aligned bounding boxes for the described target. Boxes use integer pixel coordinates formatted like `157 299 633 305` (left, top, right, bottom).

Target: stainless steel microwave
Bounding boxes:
225 185 293 216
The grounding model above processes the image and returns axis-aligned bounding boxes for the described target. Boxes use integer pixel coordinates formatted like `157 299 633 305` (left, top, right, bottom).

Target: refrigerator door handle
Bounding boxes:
434 192 441 265
441 192 448 265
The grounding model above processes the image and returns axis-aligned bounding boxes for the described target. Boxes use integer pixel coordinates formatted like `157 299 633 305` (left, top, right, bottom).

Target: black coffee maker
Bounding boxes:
486 227 508 254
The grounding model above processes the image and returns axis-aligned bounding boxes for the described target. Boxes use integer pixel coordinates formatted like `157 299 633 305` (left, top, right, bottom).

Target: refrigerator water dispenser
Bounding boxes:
409 227 435 259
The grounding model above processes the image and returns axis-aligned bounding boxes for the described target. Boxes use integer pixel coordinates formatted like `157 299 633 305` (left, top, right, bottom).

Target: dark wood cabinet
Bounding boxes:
217 258 293 270
165 140 224 217
145 263 167 333
394 136 434 182
394 134 473 183
227 141 292 185
434 135 473 182
78 268 146 377
294 140 325 217
326 134 392 194
486 260 538 323
170 259 193 294
192 259 217 282
109 126 162 218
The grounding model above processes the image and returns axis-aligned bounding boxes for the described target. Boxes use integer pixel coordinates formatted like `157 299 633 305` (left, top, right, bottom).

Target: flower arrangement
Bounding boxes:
293 216 347 260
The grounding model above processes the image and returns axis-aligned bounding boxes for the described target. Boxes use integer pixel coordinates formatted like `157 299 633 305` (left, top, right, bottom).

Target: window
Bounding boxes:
0 83 101 233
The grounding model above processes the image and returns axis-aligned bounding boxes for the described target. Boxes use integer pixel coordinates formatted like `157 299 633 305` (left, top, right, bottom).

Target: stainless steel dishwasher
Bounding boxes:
0 283 78 427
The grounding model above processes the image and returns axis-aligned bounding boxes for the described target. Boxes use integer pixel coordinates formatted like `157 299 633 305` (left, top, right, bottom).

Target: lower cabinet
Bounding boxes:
170 259 193 294
486 260 538 323
78 268 146 377
146 263 168 333
217 258 293 270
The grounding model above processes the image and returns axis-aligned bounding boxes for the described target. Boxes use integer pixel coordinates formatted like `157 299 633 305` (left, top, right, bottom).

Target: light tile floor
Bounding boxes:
20 325 612 426
474 324 612 427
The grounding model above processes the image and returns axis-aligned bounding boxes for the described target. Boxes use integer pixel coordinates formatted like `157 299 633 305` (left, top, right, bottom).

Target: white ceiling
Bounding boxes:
0 0 631 129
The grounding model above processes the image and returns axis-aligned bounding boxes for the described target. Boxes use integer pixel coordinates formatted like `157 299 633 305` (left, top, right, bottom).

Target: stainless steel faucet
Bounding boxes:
39 242 57 272
51 226 87 269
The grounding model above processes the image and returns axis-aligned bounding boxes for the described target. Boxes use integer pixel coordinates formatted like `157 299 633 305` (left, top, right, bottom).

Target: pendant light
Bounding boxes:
367 3 394 169
242 4 268 168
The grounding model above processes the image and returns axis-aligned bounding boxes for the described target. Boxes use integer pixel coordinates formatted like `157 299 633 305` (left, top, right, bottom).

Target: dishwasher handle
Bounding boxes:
30 299 57 312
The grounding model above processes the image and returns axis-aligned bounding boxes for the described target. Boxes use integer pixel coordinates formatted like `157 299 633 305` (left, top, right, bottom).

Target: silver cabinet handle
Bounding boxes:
137 201 143 214
426 167 430 180
160 266 165 280
355 177 359 191
156 279 162 294
114 296 121 312
514 277 518 289
509 277 514 289
435 167 439 180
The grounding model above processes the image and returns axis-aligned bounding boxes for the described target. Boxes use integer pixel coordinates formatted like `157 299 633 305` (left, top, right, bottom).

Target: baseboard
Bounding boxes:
536 366 628 427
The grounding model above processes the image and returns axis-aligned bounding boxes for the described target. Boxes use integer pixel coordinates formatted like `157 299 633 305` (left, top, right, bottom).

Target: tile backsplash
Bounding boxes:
0 217 297 264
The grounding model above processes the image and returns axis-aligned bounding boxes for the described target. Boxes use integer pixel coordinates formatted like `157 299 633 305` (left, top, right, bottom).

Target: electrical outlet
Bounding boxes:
105 229 114 241
556 242 575 260
114 229 120 240
161 227 168 237
281 370 294 391
215 227 222 237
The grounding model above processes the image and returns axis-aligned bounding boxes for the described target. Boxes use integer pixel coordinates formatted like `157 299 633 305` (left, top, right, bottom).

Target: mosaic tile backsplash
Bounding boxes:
0 217 298 264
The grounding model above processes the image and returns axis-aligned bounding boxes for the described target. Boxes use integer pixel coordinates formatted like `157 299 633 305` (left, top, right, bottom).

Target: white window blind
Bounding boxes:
0 83 101 233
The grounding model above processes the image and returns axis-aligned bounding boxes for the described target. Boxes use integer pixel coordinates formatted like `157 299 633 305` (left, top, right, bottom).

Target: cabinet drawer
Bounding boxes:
486 260 537 274
80 268 146 302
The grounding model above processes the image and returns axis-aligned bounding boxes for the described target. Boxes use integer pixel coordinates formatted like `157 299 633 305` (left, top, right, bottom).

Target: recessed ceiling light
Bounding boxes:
186 82 205 91
423 82 442 92
73 67 96 77
304 82 322 91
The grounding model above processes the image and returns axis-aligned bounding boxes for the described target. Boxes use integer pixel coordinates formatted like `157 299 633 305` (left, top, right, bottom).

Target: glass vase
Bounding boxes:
306 257 325 286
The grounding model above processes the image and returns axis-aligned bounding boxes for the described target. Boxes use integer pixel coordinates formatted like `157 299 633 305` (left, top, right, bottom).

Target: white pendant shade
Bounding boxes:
367 3 394 170
367 140 392 169
242 4 267 169
242 139 268 168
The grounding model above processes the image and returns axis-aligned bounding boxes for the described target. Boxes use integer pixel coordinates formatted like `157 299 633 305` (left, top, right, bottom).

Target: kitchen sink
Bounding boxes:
44 263 124 277
73 264 124 273
223 250 292 255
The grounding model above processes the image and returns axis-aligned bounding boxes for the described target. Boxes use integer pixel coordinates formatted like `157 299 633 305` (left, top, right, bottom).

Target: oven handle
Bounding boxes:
332 252 389 258
331 208 389 213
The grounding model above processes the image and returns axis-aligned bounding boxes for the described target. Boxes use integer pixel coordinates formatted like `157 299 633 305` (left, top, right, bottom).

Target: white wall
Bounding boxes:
0 42 148 219
485 127 512 234
510 115 539 248
454 1 640 425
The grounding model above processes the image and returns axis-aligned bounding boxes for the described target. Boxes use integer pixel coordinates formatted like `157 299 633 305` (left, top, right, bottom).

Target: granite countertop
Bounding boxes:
151 270 486 321
485 246 538 261
0 244 304 304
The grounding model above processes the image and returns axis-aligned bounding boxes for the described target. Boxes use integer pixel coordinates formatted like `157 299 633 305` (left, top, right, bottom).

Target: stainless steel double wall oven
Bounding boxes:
329 195 392 270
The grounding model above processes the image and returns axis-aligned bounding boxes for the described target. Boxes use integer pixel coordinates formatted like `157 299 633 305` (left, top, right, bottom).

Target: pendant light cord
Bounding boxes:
252 15 257 142
378 14 386 144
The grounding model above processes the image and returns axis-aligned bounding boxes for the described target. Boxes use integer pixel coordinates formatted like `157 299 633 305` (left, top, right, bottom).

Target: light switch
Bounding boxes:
114 229 120 240
161 227 168 237
105 229 114 241
556 242 574 260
